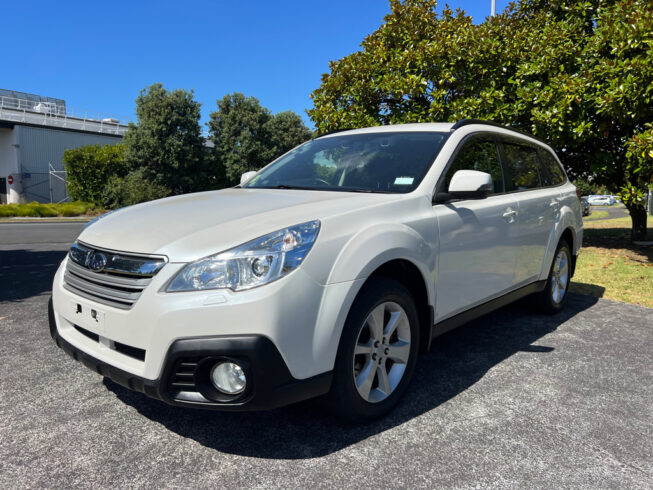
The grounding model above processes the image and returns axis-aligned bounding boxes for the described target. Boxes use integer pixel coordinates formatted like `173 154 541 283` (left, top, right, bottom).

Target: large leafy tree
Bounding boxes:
209 93 312 185
123 83 209 195
309 0 653 240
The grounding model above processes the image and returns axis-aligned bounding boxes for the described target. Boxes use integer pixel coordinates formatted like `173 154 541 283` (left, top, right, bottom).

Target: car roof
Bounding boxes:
316 120 548 147
318 123 455 138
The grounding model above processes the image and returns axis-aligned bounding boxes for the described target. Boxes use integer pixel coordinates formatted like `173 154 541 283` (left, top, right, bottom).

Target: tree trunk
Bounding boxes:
627 204 648 242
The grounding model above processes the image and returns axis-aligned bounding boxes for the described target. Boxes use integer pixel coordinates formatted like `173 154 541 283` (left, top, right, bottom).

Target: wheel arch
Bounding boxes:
559 227 577 277
313 228 435 374
326 223 436 352
364 259 434 354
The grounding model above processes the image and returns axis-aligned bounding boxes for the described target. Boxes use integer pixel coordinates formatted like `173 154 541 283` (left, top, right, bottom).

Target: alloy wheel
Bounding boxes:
551 249 570 304
352 301 411 403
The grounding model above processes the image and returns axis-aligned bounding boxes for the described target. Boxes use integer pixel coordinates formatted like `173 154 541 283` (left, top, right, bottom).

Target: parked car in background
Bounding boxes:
587 195 613 206
49 120 583 421
581 197 591 216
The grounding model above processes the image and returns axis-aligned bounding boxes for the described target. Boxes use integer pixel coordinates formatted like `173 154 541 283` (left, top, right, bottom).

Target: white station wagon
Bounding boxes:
49 120 583 421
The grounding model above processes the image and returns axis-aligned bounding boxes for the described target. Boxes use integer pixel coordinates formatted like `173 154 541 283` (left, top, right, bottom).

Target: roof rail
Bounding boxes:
451 119 546 144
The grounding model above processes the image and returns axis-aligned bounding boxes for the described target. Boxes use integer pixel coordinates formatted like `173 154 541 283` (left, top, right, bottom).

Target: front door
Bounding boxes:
433 136 519 322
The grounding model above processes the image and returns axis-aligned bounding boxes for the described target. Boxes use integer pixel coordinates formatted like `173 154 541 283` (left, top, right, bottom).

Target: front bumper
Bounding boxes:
49 298 332 410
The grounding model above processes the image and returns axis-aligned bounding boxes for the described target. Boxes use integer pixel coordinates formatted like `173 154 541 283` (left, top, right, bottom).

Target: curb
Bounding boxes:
0 217 92 224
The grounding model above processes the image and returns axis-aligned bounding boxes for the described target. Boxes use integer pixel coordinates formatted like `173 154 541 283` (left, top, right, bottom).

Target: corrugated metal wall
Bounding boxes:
17 125 122 202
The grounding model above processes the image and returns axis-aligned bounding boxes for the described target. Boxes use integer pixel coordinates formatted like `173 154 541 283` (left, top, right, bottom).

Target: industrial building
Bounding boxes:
0 89 128 204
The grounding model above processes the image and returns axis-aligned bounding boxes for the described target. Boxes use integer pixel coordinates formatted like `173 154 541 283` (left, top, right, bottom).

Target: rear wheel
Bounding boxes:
327 278 420 422
534 240 572 314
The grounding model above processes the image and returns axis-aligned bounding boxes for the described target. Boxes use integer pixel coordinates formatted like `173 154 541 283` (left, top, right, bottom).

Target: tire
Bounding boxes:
533 239 572 314
327 278 420 422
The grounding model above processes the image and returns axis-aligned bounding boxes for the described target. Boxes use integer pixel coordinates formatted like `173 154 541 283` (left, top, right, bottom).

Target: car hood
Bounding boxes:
78 188 397 262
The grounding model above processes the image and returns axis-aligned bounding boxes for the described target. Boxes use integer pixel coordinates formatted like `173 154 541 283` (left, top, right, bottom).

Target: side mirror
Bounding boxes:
435 170 492 203
240 171 257 185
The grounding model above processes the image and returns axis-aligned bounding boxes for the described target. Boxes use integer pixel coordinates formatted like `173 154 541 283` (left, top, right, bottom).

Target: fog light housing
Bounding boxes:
210 361 246 395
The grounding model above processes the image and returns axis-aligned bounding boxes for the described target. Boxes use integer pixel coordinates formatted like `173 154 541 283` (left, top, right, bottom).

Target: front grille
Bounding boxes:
63 241 166 310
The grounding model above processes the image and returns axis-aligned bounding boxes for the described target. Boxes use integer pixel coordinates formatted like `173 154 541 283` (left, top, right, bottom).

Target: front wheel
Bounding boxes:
533 240 572 314
327 278 420 422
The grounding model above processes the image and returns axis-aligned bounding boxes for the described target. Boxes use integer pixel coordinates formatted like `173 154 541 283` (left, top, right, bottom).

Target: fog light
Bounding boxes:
210 361 246 395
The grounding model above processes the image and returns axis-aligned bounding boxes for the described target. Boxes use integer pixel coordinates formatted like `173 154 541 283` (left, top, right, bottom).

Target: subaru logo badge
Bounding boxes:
88 252 107 272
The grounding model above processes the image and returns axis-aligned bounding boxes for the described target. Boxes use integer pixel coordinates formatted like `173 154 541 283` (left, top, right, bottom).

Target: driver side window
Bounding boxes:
444 138 504 194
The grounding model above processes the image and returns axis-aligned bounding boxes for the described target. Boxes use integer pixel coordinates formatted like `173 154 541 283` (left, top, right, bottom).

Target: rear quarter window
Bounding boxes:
537 148 567 186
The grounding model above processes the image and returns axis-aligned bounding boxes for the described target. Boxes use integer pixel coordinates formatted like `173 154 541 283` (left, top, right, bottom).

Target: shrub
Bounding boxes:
32 203 58 217
57 201 96 217
0 201 97 217
63 143 128 205
102 169 170 209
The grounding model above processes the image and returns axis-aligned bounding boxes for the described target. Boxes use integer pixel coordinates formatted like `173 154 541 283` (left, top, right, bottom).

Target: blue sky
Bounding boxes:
3 0 510 130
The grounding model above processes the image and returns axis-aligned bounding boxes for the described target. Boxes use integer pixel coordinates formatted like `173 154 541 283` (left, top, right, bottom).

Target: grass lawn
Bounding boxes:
584 210 609 220
0 201 101 218
571 216 653 308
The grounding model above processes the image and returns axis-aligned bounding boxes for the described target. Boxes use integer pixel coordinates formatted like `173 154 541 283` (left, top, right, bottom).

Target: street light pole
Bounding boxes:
491 0 496 16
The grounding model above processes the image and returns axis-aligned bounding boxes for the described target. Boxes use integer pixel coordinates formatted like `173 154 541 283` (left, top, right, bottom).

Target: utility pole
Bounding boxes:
491 0 496 16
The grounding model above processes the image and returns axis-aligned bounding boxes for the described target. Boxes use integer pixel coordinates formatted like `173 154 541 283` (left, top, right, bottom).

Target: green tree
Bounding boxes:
572 178 594 198
63 143 127 205
309 0 653 240
209 93 312 185
102 168 170 209
266 111 313 158
123 83 208 195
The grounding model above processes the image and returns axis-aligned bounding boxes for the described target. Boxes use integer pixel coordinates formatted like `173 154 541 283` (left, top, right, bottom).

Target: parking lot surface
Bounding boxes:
1 223 652 488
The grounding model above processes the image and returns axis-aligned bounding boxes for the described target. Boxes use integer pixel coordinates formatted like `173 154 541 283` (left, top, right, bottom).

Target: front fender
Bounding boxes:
327 223 436 303
312 223 436 373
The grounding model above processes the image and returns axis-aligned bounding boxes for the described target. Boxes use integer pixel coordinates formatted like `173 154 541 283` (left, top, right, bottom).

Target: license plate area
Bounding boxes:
70 300 106 332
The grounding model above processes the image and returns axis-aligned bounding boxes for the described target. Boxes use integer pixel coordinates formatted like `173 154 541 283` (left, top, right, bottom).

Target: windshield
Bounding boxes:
244 131 448 193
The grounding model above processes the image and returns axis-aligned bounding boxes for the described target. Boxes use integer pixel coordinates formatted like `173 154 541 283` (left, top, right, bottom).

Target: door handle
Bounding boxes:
502 209 517 223
550 201 560 208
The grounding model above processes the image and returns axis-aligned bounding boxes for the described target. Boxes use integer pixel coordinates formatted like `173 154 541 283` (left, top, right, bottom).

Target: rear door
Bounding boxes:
433 134 519 321
499 139 560 285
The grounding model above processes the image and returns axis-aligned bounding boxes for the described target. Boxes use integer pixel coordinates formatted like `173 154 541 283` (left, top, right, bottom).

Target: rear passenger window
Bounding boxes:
502 143 540 191
444 138 504 194
538 149 566 186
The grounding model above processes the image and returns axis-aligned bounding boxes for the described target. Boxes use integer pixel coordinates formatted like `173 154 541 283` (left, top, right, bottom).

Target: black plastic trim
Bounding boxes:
49 297 332 411
431 281 546 339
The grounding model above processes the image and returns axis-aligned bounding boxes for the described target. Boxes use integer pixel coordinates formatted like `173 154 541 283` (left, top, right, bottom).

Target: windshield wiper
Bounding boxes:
251 185 393 194
257 185 320 191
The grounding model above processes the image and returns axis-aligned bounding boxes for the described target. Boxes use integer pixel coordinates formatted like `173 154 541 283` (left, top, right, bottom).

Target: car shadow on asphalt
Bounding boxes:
105 292 599 459
0 249 68 302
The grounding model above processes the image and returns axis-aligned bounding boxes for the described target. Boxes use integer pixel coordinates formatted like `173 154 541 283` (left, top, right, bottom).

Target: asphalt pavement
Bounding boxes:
1 223 652 488
587 203 630 220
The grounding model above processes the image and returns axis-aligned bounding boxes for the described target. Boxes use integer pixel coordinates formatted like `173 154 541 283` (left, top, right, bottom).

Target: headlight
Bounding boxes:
166 220 320 292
